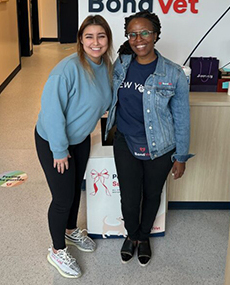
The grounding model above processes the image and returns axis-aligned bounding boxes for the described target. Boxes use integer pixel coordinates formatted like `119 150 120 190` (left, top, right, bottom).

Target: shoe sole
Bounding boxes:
121 251 135 264
121 256 133 264
65 238 96 253
138 258 151 267
47 254 82 279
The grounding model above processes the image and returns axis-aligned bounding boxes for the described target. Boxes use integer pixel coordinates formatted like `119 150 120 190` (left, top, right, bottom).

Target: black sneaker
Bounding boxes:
120 237 137 264
138 239 151 267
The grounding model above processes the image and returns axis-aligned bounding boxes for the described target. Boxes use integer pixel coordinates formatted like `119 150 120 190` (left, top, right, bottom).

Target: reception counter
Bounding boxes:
167 92 230 206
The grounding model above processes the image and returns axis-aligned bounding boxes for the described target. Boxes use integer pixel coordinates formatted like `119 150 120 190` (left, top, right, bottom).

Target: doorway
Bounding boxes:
17 0 33 56
57 0 78 43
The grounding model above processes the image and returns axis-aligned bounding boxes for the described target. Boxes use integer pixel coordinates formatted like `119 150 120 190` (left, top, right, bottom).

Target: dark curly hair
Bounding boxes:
118 10 161 58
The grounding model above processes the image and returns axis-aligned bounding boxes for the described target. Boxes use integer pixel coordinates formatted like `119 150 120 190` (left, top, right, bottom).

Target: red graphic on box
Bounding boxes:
90 169 111 196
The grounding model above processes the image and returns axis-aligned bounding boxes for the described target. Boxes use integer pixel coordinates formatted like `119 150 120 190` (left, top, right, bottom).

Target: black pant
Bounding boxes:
113 130 174 241
35 128 90 249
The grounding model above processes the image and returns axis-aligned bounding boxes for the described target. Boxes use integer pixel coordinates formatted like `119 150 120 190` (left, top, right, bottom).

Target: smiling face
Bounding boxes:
127 17 157 64
81 25 109 64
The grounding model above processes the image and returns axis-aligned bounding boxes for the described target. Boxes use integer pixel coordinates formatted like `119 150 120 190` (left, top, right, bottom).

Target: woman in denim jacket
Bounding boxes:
105 11 193 267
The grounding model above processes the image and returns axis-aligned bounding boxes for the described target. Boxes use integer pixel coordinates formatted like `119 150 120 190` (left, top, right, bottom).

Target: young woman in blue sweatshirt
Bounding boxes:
35 15 113 278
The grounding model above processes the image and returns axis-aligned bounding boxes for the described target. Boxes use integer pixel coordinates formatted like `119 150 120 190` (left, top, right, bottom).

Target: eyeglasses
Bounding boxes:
126 30 155 41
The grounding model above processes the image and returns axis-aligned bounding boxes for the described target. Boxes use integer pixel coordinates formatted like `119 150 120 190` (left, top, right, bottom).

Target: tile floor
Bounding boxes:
0 42 229 285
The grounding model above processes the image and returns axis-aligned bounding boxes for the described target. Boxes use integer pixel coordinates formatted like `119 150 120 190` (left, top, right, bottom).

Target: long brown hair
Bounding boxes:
76 15 113 80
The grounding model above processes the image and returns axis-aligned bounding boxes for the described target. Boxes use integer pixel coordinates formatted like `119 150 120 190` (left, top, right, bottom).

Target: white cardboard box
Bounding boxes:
85 122 167 238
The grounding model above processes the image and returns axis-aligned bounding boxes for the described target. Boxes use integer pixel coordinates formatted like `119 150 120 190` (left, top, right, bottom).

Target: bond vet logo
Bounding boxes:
90 169 111 196
89 0 199 14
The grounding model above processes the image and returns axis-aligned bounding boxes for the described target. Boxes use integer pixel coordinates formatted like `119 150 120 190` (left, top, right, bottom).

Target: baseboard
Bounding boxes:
0 64 21 94
40 38 59 42
22 49 33 57
88 232 165 239
33 38 42 45
168 201 230 210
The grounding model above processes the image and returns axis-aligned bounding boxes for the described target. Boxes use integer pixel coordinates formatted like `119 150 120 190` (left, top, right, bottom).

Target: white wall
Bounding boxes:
79 0 230 67
0 0 20 86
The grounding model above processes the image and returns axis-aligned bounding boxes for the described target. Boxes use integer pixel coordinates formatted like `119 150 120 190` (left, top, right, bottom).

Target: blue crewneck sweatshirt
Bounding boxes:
36 52 112 159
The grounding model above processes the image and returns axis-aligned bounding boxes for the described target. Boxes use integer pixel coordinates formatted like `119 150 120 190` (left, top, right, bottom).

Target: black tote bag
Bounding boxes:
189 57 219 92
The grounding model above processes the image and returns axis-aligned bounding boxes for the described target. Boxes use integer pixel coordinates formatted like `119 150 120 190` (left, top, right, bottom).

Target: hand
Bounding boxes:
53 154 71 174
172 161 186 180
102 111 108 117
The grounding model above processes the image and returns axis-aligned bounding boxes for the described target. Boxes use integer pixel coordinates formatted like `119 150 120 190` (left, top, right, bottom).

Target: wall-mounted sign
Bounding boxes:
88 0 199 14
0 171 28 188
79 0 230 67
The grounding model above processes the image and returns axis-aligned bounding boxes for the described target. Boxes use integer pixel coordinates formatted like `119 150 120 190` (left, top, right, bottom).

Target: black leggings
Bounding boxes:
113 130 174 241
35 128 90 249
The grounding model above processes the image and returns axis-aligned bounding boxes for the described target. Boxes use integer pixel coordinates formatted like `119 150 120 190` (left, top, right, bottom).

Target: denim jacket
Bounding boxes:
105 49 193 162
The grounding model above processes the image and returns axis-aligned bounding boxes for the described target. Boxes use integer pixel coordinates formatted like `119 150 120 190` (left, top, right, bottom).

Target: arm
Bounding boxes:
170 68 194 179
41 75 72 173
170 68 193 164
41 75 70 160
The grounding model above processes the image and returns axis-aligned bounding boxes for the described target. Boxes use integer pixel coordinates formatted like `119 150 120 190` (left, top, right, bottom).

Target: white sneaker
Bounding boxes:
65 228 96 252
47 247 82 279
